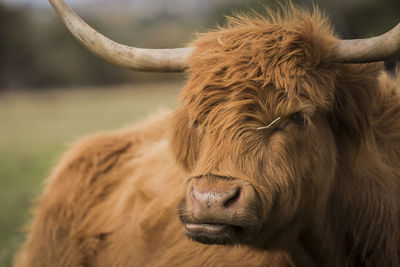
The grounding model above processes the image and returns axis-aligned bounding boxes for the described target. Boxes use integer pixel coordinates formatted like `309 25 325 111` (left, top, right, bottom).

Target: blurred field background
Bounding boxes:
0 0 399 266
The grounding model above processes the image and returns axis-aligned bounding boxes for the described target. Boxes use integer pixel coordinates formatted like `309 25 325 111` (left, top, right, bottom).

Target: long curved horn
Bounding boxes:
48 0 193 72
334 23 400 63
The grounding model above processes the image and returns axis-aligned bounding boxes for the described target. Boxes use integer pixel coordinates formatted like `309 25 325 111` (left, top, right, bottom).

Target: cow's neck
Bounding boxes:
292 142 400 267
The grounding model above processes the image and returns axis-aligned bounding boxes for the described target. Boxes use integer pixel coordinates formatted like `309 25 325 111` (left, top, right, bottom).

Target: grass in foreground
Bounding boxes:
0 82 181 266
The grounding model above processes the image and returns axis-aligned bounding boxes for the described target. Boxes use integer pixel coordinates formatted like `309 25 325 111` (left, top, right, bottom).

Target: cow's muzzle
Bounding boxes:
179 174 262 245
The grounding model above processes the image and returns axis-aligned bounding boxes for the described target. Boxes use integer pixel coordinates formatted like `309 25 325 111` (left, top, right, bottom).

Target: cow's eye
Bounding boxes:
290 112 305 124
193 120 205 136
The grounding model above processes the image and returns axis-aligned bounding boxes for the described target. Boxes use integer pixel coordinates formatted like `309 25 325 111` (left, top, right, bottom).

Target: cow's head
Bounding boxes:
171 10 341 247
171 11 392 247
50 0 400 249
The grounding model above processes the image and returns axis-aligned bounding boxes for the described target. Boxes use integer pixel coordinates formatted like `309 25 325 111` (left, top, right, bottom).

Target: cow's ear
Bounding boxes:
330 63 382 145
170 109 199 171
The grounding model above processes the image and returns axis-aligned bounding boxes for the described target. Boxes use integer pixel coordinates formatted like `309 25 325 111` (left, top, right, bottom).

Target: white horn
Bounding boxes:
334 23 400 63
49 0 194 72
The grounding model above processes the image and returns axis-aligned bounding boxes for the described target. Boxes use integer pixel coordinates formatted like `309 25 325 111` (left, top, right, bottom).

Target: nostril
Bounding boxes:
191 184 243 211
223 187 242 209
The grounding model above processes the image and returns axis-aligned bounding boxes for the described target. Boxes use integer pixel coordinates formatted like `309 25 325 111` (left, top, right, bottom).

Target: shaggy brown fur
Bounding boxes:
15 5 400 267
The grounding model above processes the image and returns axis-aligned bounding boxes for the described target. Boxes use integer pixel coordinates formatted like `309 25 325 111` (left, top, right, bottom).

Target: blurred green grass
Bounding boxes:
0 82 181 266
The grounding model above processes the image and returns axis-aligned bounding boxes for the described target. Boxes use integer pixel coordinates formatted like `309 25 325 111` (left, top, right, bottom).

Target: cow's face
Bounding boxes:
171 82 337 247
170 18 342 248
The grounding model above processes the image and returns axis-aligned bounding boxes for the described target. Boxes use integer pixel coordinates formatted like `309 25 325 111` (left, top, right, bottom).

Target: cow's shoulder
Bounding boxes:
34 109 174 232
15 110 173 266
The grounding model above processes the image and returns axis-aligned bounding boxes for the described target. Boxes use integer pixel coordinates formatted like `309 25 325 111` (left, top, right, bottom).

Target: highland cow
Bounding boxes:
15 0 400 266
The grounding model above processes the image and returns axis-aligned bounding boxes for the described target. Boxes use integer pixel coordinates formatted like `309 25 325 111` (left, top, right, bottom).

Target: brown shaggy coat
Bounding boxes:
15 5 400 267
